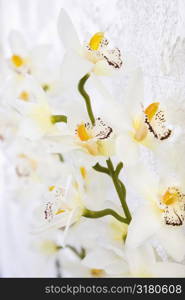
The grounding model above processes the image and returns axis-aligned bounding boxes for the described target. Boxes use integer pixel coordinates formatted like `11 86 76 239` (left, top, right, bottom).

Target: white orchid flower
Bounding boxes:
126 165 185 262
0 74 68 141
115 68 174 166
18 101 60 140
58 9 123 74
5 137 66 184
32 173 85 239
7 30 61 94
74 116 115 157
16 92 67 141
57 8 123 92
44 99 116 162
1 74 50 108
5 142 76 216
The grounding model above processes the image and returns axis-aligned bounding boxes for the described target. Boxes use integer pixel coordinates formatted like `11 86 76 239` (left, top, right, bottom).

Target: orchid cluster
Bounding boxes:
0 8 185 278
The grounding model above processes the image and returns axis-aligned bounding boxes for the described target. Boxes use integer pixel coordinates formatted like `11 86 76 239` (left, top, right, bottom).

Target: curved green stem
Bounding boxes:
78 73 95 126
106 158 131 224
93 162 110 176
83 208 129 224
115 162 124 177
119 180 132 222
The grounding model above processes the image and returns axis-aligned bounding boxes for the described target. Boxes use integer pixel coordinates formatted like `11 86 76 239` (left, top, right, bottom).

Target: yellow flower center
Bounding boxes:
11 54 25 68
49 185 55 191
80 166 87 179
19 91 29 101
77 123 92 141
145 102 160 121
90 269 104 277
89 32 104 50
162 190 179 206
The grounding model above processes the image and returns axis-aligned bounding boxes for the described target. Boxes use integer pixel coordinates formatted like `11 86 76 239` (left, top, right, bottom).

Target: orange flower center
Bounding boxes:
19 91 29 101
89 32 104 50
145 102 160 121
76 124 92 141
11 54 24 68
162 190 179 206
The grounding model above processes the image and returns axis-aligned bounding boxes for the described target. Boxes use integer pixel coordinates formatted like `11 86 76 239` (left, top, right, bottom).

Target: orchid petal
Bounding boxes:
157 226 185 262
57 9 81 51
126 205 162 248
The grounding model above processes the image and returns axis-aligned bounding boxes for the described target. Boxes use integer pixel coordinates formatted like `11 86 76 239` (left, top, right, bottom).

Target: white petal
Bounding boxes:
105 260 128 275
9 30 28 56
126 205 162 248
90 75 127 129
18 118 45 140
57 9 81 51
82 248 118 269
61 99 89 129
43 135 78 153
93 60 113 76
157 226 185 262
60 51 93 90
29 44 53 66
125 163 159 201
124 68 144 118
126 244 156 275
60 250 90 277
116 134 139 166
31 212 72 234
62 209 76 246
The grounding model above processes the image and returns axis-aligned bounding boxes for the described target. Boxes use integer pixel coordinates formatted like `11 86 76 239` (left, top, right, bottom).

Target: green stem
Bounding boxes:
83 208 129 224
65 245 86 259
119 180 132 222
106 158 131 223
78 73 95 126
51 115 67 124
115 162 124 177
93 162 110 176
